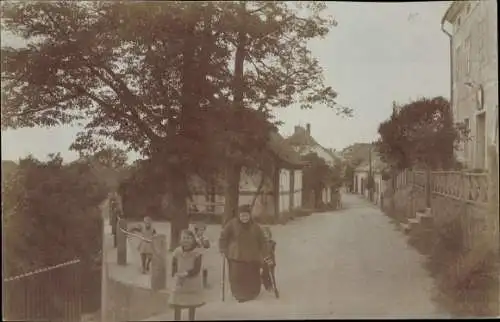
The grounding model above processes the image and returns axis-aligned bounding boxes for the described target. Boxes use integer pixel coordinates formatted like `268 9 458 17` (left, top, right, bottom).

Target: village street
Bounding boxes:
142 194 448 320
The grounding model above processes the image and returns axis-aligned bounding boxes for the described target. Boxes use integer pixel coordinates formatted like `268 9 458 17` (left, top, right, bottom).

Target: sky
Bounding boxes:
1 1 452 162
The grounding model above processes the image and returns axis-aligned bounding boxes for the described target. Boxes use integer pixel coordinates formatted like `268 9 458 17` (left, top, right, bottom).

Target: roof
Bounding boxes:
354 153 387 173
442 1 466 25
285 126 319 147
285 126 340 165
268 131 305 168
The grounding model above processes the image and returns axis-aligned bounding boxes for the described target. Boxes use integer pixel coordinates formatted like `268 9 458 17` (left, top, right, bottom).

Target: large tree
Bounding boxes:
210 1 351 223
301 152 338 208
1 1 234 248
1 1 350 246
376 97 468 171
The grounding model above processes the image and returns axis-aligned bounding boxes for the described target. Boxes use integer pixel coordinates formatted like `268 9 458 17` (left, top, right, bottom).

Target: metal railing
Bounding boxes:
3 259 83 322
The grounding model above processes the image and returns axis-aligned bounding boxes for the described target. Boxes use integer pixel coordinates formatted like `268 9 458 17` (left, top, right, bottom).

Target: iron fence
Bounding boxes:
3 259 83 322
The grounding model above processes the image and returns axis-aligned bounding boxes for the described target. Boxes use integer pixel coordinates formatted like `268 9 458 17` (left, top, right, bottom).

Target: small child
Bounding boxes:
169 229 205 321
261 226 277 292
193 222 210 288
130 216 156 274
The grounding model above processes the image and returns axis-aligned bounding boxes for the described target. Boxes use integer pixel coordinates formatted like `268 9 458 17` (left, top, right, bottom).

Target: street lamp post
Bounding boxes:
368 146 374 202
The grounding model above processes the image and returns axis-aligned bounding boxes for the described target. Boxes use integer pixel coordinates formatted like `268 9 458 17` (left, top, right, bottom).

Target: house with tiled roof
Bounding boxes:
188 129 305 219
286 124 341 167
285 123 341 206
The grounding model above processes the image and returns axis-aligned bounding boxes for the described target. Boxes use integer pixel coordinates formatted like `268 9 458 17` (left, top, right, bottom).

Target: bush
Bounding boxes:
2 155 107 277
118 161 167 221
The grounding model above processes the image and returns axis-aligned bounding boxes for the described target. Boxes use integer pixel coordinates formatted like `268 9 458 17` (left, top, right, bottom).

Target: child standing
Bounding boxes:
261 226 276 292
169 229 205 321
193 222 210 288
130 216 156 274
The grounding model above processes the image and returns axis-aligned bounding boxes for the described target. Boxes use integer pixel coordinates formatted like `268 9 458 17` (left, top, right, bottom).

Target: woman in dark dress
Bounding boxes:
219 205 270 302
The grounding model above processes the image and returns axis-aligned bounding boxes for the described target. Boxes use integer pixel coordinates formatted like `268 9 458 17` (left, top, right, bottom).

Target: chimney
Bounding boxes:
306 123 311 135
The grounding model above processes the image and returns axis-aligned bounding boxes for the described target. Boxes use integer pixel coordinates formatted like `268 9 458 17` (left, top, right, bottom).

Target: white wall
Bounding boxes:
189 166 306 217
278 168 291 213
451 0 498 169
294 170 303 209
354 170 384 204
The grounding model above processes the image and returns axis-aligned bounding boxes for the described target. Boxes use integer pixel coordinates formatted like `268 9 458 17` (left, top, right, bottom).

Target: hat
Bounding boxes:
238 204 252 214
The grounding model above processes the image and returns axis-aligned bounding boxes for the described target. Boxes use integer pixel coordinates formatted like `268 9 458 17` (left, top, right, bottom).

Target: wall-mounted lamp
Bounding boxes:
464 81 476 88
463 81 484 111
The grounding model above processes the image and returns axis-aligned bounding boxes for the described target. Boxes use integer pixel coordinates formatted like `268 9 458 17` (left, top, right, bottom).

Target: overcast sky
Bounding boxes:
1 1 452 162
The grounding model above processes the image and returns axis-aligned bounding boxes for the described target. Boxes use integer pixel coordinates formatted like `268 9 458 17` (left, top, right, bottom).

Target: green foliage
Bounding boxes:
1 1 348 163
341 143 374 167
343 163 355 186
2 155 107 277
89 146 128 169
381 169 391 181
1 1 350 237
302 152 341 207
366 174 375 190
117 159 166 221
376 97 468 170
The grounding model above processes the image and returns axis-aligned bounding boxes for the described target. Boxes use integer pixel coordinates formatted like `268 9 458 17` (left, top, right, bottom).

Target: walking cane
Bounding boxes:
221 256 226 302
268 267 280 299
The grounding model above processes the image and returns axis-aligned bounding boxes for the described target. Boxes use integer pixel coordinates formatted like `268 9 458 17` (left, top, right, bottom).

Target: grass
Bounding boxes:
406 222 499 318
381 196 499 318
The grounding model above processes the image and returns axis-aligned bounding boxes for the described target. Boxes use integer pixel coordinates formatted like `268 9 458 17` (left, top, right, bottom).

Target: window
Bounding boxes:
466 3 471 14
465 36 471 75
457 16 461 27
463 118 470 158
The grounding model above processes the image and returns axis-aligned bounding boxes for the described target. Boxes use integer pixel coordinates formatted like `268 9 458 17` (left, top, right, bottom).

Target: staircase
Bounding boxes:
400 207 433 233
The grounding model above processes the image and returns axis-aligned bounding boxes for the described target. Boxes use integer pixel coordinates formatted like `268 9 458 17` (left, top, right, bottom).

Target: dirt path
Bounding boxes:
142 193 447 320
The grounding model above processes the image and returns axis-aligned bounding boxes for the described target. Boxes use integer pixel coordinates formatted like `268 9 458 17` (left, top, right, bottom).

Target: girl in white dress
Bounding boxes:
169 229 205 321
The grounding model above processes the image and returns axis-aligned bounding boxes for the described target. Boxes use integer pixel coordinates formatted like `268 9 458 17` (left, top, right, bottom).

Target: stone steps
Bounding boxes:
400 208 433 233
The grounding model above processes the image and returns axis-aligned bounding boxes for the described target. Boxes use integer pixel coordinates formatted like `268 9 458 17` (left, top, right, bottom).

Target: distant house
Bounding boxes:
353 154 388 205
188 130 305 219
285 123 341 206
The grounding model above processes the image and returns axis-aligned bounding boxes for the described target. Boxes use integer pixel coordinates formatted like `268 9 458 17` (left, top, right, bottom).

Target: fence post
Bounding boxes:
117 219 127 266
425 168 431 208
151 234 167 291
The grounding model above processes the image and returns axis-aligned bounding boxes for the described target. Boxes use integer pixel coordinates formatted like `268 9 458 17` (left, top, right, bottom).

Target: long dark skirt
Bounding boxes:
227 260 261 301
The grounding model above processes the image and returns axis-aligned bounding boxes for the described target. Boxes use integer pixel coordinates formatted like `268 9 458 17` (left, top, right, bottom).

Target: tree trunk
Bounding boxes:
167 16 197 249
168 177 189 251
223 164 241 225
250 171 266 213
223 2 247 226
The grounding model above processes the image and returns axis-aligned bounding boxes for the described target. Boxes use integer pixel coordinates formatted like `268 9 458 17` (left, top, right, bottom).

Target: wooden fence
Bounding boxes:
3 259 83 322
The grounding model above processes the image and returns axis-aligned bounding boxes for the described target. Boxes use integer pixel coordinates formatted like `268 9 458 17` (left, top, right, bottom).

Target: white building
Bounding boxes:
441 0 498 169
353 154 387 205
188 131 304 218
285 124 341 206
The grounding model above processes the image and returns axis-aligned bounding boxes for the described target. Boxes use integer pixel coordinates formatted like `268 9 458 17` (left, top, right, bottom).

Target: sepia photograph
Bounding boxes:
1 1 498 321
